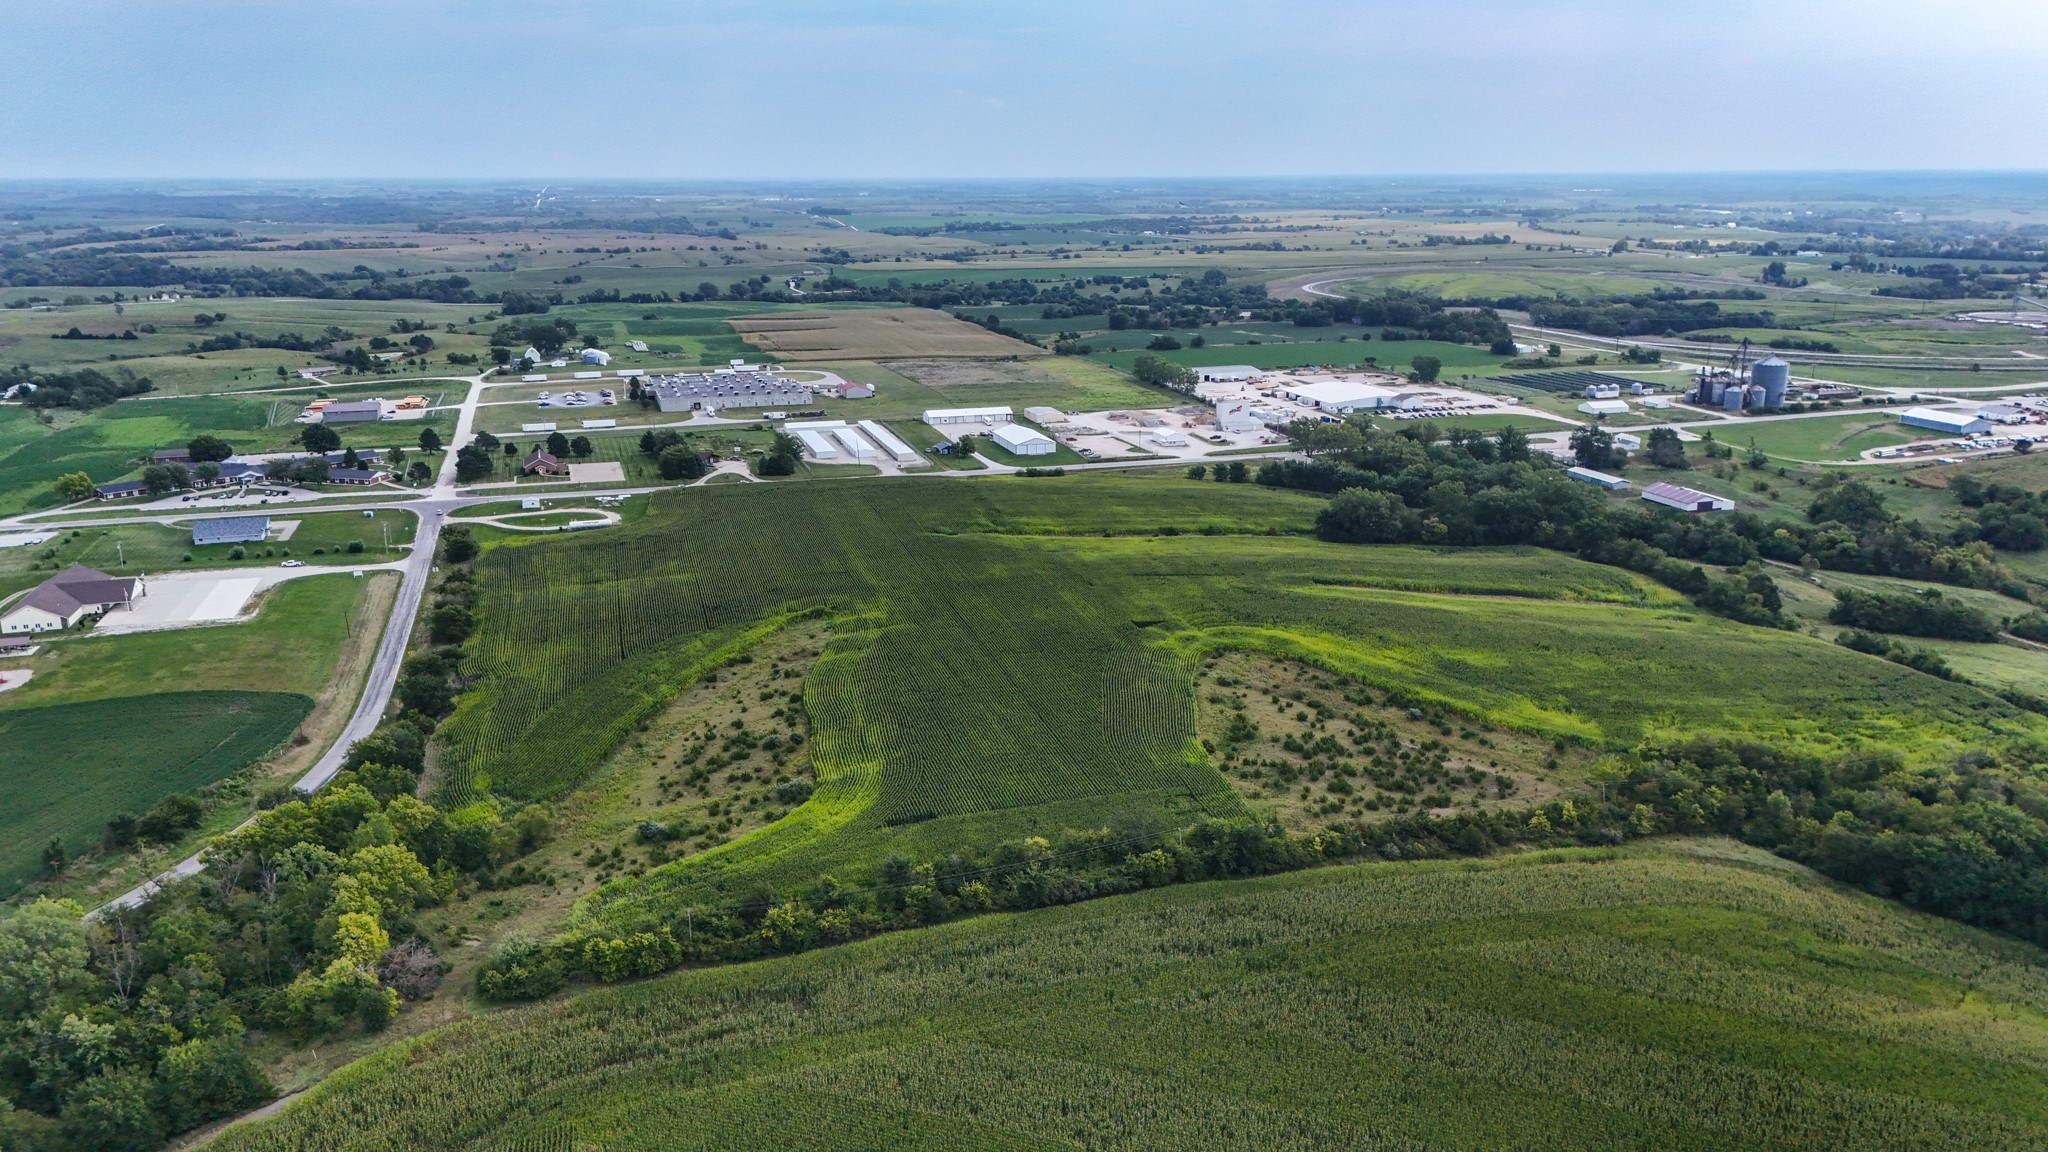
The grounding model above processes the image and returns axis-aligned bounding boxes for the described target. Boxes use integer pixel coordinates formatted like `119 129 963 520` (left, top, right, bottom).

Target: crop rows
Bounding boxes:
212 849 2048 1151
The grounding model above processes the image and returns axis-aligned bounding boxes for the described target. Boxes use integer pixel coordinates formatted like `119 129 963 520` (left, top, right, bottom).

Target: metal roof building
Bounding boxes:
829 426 878 459
857 420 920 462
1641 482 1734 513
991 424 1056 455
1565 467 1630 491
794 429 839 459
923 406 1013 426
321 400 385 423
1899 407 1991 436
647 370 808 413
1272 379 1399 412
192 516 270 546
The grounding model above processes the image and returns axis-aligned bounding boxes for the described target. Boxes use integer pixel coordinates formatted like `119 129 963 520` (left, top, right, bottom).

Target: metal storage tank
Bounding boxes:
1706 376 1727 404
1752 357 1790 407
1723 384 1750 411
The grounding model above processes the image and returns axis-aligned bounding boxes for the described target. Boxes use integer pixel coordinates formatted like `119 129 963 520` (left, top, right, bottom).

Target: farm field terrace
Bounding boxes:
210 841 2048 1152
430 474 2042 935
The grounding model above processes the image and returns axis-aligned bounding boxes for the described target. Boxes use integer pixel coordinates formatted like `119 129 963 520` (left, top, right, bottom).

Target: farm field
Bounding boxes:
210 841 2048 1152
792 357 1178 423
0 691 309 890
1091 338 1508 377
726 307 1045 361
430 475 2040 938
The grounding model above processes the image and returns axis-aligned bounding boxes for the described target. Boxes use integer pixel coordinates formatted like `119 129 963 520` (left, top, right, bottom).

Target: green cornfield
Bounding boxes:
210 844 2048 1152
431 475 2042 928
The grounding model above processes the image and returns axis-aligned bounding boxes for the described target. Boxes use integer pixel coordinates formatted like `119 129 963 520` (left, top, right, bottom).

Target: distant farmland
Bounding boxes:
727 307 1048 360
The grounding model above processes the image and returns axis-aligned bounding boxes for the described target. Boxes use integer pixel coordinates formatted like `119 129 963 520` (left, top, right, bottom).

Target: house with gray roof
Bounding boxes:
1 565 142 635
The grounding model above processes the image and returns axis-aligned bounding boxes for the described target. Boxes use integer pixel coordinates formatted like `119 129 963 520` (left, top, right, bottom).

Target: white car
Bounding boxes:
280 559 305 568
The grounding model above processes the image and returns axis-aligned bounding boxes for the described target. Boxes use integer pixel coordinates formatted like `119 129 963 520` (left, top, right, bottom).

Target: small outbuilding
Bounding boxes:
321 400 385 424
1577 399 1631 417
835 381 875 399
92 480 149 501
580 347 612 366
521 449 568 476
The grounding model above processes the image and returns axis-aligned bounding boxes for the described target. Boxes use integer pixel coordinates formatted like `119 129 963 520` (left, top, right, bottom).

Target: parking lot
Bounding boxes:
89 561 404 635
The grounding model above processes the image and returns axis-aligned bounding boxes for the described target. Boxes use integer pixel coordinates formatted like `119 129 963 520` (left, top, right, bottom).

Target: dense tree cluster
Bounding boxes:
1 366 153 411
1256 422 2030 625
1827 587 1998 642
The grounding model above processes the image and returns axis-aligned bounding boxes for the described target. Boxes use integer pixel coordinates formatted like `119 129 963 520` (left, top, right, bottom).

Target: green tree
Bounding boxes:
1317 488 1408 543
299 424 341 454
1646 427 1688 469
58 1071 161 1152
1131 354 1198 393
1570 426 1624 470
568 436 593 458
52 471 94 501
1186 464 1207 480
1284 416 1365 457
1494 424 1531 463
39 838 64 878
186 435 234 463
417 427 442 453
545 431 570 457
454 446 494 483
406 461 431 484
1410 355 1442 383
659 444 706 481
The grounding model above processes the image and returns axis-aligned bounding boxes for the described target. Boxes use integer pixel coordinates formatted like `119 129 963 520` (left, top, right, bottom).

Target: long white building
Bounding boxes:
857 420 921 462
923 406 1013 426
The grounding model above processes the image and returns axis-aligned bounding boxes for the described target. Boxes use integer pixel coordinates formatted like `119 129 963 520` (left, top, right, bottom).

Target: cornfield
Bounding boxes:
210 846 2048 1151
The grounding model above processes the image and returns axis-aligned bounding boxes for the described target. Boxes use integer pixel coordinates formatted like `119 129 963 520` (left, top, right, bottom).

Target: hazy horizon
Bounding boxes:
4 0 2044 180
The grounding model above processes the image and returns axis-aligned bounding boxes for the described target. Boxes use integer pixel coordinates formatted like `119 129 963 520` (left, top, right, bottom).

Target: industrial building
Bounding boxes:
923 406 1013 426
1197 365 1261 382
320 400 385 424
1642 482 1735 513
1578 399 1630 417
1 565 142 635
1215 399 1263 432
191 516 270 547
857 420 921 462
830 426 879 460
1271 379 1398 413
1566 467 1630 491
1898 407 1992 436
991 424 1056 455
1687 346 1791 411
1023 406 1065 425
647 371 809 413
793 429 839 459
1149 428 1189 447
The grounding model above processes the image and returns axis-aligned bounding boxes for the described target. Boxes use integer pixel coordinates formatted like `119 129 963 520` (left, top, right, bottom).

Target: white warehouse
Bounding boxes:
990 424 1056 456
857 420 921 462
924 406 1013 426
1899 407 1992 436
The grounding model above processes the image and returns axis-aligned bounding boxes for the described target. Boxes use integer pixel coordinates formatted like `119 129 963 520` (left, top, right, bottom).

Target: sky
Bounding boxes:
2 0 2043 179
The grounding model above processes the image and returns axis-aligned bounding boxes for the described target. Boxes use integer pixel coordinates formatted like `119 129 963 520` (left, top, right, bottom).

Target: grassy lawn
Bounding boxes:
0 510 416 601
1714 412 1943 461
1090 337 1505 376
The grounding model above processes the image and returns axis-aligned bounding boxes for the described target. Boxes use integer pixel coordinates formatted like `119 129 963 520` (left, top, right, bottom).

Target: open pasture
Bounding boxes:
726 307 1047 361
428 475 2036 932
1720 412 1938 461
210 842 2048 1152
1090 337 1508 377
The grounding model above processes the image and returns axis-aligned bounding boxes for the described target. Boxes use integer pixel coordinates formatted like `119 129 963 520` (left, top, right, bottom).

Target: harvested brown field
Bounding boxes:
727 307 1046 361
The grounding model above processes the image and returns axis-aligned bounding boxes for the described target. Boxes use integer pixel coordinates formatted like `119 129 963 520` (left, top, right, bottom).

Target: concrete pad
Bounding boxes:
192 577 262 621
270 519 302 541
568 461 626 483
0 669 29 693
0 533 54 549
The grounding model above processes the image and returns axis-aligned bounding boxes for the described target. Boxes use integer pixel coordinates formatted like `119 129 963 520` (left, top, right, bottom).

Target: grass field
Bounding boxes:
426 475 2039 936
0 691 309 890
0 392 447 515
0 572 376 707
727 307 1046 361
0 510 415 600
1718 412 1940 461
210 840 2048 1152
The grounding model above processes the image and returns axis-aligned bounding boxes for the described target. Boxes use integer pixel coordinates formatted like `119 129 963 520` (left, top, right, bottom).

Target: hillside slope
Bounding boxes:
212 842 2048 1152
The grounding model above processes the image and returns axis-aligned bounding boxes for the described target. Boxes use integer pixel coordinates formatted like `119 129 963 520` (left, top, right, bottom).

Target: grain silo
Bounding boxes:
1752 357 1790 407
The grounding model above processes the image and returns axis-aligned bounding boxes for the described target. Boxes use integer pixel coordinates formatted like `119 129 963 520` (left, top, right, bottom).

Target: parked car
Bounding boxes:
280 559 304 568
